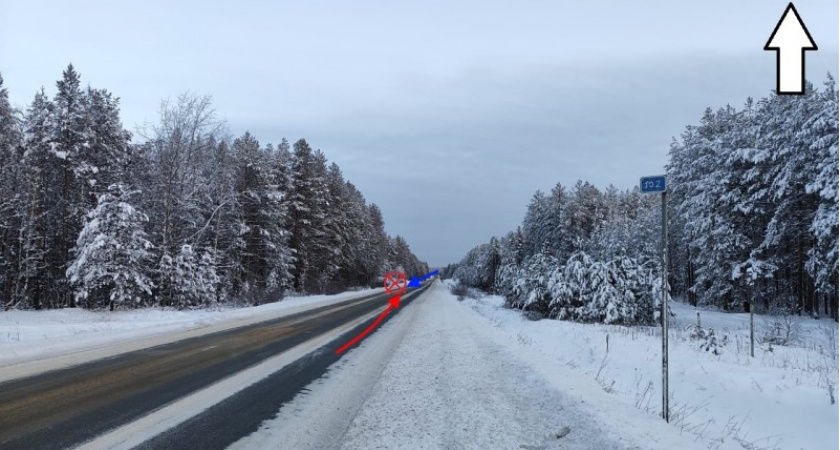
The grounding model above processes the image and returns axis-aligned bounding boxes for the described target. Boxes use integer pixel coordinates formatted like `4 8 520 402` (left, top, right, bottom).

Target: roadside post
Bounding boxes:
750 284 755 357
640 174 669 423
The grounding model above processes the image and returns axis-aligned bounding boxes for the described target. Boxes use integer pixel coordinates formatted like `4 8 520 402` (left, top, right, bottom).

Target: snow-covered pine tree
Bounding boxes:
803 76 839 316
18 90 57 310
264 139 295 295
308 151 340 292
365 203 390 284
51 64 91 307
230 132 293 303
232 132 266 295
322 163 353 291
2 69 432 310
343 181 374 286
389 236 411 274
666 77 838 317
458 183 663 325
288 139 333 293
0 73 23 307
668 106 755 310
66 184 154 309
521 190 551 258
507 249 559 314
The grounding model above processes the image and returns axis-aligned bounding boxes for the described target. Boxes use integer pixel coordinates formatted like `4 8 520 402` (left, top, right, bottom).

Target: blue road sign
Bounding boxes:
640 175 667 193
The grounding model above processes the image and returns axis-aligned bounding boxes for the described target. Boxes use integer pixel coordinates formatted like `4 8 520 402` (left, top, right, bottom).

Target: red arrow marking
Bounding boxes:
335 295 401 355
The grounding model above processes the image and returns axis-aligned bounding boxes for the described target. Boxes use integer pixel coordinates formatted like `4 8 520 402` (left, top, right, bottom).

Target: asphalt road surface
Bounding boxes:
0 284 429 450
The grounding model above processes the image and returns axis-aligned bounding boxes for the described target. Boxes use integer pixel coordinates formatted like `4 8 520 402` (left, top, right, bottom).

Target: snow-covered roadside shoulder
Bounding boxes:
0 288 381 382
461 290 839 450
338 282 721 450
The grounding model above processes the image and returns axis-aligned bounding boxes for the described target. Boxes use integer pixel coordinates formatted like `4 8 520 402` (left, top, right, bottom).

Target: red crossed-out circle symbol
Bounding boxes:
383 271 407 295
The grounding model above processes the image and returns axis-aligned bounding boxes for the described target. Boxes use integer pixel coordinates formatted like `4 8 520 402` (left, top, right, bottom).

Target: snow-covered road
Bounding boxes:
232 281 720 450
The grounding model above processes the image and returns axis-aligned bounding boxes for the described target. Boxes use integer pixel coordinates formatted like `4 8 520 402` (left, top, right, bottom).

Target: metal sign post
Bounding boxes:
641 175 669 423
750 284 755 357
660 190 669 423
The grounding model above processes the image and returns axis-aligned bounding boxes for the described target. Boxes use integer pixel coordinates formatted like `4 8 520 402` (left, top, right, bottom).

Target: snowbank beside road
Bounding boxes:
0 288 381 381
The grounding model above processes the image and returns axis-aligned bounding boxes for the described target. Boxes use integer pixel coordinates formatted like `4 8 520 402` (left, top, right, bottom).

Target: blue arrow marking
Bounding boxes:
408 270 439 288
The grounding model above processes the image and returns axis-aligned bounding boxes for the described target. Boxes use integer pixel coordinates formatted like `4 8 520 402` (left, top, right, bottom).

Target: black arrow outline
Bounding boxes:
764 2 818 96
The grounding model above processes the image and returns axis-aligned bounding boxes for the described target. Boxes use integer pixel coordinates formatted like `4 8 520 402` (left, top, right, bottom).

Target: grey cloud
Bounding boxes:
3 0 836 266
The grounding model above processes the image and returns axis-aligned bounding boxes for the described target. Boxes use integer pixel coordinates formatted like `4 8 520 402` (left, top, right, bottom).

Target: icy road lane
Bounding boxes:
0 286 429 450
232 281 719 450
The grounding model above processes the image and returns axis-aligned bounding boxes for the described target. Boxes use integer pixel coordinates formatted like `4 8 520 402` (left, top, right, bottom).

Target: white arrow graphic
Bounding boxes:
764 2 818 95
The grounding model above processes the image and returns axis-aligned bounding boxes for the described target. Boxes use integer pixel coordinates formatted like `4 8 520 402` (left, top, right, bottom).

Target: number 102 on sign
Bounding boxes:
640 175 667 193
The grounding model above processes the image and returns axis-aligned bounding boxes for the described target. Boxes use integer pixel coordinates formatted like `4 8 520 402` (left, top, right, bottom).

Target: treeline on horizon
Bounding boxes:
0 65 428 310
446 76 839 323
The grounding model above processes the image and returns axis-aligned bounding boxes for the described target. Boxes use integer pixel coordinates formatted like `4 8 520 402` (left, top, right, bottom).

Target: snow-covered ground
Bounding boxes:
0 288 380 382
454 287 839 450
232 281 773 450
4 282 836 449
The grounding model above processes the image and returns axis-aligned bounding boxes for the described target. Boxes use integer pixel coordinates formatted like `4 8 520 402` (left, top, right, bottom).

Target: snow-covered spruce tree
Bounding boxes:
14 65 135 309
550 251 592 320
157 244 220 308
495 262 522 305
489 230 525 301
514 250 560 315
545 252 658 325
66 184 154 310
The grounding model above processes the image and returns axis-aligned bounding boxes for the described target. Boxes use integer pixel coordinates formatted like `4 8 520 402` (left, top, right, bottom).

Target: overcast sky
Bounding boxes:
1 0 837 267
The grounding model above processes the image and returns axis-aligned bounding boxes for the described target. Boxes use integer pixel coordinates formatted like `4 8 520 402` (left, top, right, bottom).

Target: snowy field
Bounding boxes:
232 281 772 450
455 286 839 450
0 288 380 381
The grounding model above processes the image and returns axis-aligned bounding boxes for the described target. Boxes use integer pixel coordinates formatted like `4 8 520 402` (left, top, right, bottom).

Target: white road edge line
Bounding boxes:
72 304 387 450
